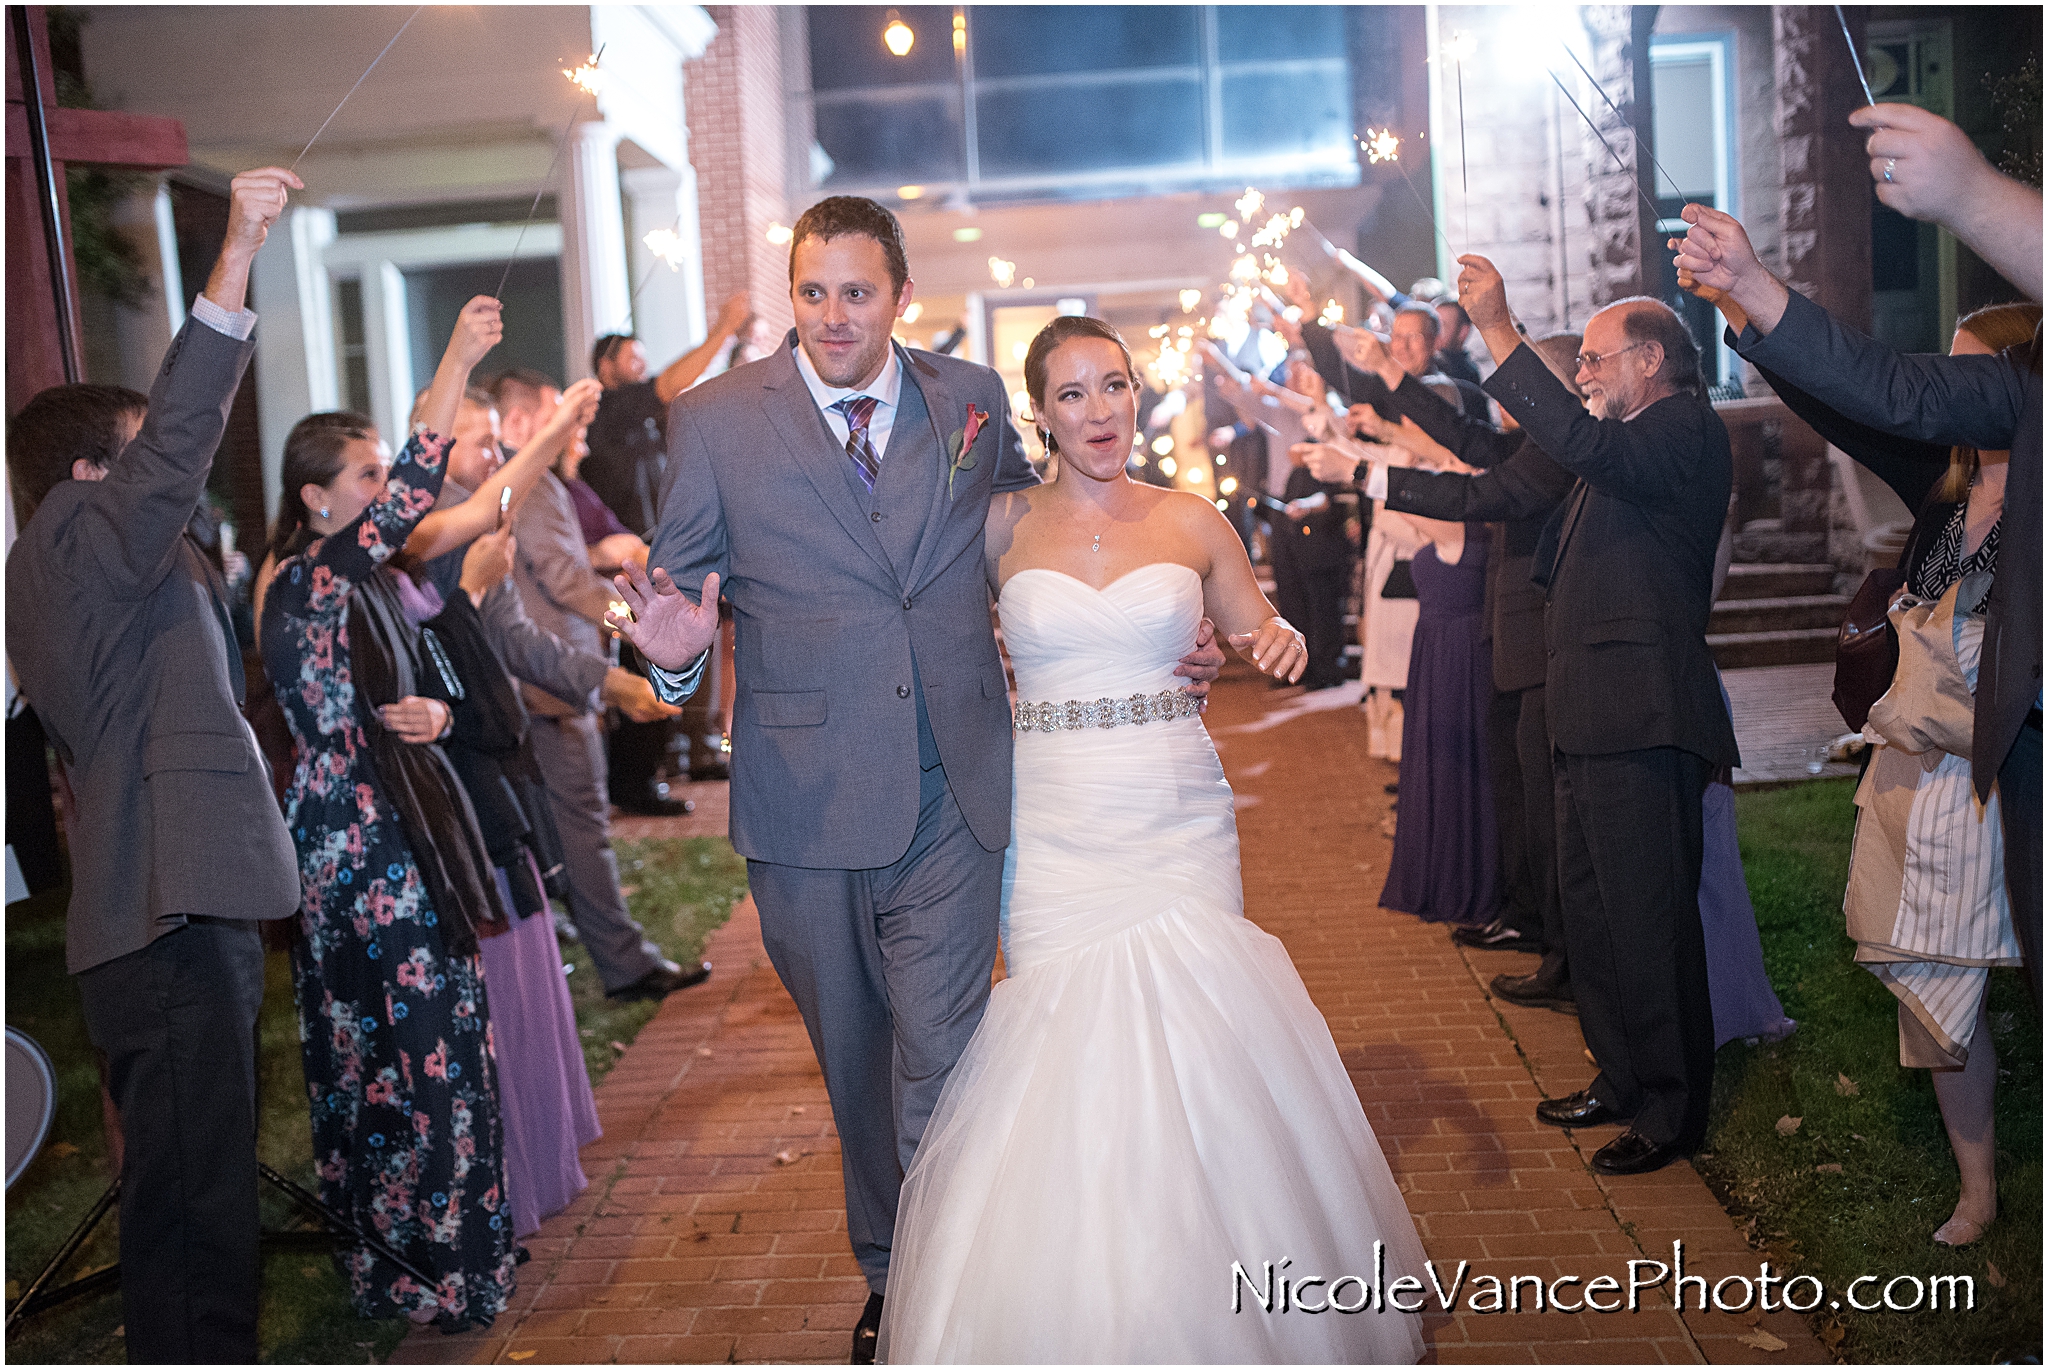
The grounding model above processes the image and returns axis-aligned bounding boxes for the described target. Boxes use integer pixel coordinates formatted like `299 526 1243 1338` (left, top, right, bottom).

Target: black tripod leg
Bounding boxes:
257 1164 441 1290
5 1180 119 1333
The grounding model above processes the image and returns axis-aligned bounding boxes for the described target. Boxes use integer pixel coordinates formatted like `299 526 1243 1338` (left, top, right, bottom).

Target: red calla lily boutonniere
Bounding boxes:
947 404 989 497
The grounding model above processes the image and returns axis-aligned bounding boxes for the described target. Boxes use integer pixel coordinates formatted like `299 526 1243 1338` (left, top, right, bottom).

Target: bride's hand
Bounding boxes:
1173 617 1225 697
1226 617 1307 683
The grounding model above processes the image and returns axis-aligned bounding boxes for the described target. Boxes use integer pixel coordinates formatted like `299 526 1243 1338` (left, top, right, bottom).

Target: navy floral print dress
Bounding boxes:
261 429 516 1328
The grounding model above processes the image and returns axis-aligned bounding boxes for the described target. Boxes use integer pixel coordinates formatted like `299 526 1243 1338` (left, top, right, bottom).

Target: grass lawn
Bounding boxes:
1704 779 2041 1363
3 834 743 1364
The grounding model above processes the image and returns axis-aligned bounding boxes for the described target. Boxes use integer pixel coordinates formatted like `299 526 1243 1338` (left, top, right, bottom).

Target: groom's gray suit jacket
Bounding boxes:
649 334 1039 869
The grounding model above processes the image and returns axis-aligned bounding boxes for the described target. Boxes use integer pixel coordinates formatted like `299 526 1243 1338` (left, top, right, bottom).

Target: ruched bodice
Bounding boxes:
998 562 1200 702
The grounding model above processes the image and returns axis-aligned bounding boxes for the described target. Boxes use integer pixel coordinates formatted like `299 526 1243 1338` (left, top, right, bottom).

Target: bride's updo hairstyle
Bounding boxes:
1023 316 1134 456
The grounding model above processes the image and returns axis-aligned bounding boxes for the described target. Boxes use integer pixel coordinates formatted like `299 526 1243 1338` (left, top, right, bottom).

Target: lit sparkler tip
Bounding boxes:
564 55 607 96
988 255 1017 289
1443 30 1478 63
642 228 686 270
1234 186 1265 219
1364 127 1402 164
1178 288 1203 313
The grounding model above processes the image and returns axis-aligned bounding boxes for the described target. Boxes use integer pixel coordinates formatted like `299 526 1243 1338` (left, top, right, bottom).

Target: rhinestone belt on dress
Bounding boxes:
1012 687 1205 734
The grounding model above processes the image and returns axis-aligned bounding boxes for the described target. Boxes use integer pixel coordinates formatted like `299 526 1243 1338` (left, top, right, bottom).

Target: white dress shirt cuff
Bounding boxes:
648 651 710 706
1363 462 1390 502
190 294 257 341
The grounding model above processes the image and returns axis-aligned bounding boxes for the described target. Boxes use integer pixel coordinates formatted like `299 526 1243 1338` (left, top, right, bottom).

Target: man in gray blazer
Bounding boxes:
612 197 1219 1359
4 168 300 1363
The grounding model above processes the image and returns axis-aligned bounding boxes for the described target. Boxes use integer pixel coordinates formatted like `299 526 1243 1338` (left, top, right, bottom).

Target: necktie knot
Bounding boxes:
832 396 883 491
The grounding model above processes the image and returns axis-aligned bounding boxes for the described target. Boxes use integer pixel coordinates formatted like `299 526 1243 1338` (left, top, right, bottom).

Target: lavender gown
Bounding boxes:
1379 528 1498 925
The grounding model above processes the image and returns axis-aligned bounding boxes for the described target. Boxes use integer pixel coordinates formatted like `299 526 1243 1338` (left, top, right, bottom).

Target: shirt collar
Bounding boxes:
793 338 903 415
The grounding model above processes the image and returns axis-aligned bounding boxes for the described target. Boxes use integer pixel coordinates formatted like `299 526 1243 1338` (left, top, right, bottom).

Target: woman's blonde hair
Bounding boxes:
1937 302 2042 502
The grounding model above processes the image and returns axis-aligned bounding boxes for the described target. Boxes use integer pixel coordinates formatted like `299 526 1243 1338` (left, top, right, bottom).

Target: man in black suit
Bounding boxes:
5 167 301 1361
1306 330 1583 1004
1455 255 1739 1175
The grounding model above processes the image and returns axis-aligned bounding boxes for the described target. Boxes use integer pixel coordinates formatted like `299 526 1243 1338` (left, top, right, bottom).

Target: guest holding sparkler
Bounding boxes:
1452 254 1737 1175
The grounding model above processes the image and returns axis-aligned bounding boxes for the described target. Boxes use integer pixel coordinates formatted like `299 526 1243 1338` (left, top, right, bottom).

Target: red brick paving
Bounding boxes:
397 665 1825 1364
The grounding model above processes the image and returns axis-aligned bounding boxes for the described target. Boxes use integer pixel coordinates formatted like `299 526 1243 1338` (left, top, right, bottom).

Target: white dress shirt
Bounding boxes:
793 340 903 462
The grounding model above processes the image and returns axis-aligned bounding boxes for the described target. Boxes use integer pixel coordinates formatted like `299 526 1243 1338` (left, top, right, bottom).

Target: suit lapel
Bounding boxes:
759 349 899 585
899 346 957 595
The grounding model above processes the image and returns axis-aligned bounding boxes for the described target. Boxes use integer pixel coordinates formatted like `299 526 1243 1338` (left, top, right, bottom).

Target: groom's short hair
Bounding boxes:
788 196 910 300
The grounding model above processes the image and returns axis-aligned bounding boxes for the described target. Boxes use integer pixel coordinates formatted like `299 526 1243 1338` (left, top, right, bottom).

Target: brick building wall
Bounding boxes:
688 6 801 337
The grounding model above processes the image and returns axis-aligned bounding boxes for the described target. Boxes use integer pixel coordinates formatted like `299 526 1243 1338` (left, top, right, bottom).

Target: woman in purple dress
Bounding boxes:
1378 510 1498 926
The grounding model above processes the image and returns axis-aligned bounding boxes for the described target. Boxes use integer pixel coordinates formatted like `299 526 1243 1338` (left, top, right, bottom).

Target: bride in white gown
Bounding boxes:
877 317 1427 1364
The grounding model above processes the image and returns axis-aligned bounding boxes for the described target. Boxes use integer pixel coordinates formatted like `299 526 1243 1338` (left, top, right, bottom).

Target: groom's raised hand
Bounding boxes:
1174 617 1226 699
607 560 721 670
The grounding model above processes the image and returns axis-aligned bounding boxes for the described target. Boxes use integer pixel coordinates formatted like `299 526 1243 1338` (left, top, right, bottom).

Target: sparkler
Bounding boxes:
1557 42 1687 209
290 6 423 171
1359 130 1454 258
1546 67 1666 228
497 44 608 301
1834 6 1879 107
1444 30 1477 246
988 256 1017 289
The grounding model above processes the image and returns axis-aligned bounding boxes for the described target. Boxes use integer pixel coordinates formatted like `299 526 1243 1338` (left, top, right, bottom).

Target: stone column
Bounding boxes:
1773 5 1875 331
1576 5 1653 309
560 120 631 382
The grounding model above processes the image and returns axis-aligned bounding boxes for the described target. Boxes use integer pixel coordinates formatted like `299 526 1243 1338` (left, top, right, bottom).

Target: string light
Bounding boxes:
883 10 915 56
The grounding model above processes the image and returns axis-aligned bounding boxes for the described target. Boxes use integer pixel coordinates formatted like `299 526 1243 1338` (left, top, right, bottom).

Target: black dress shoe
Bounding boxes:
1490 971 1577 1014
605 959 713 1002
1535 1088 1628 1129
1592 1129 1688 1175
1451 918 1538 952
852 1291 883 1364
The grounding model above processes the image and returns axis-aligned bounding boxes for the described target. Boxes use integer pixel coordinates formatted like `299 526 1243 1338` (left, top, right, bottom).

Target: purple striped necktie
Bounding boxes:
832 395 882 491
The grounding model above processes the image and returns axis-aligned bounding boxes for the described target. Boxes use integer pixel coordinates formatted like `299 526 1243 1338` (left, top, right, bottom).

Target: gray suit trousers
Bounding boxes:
527 712 667 992
746 761 1004 1294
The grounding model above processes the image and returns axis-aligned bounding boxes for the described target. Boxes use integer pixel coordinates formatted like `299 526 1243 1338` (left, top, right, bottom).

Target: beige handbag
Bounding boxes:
1864 571 1993 758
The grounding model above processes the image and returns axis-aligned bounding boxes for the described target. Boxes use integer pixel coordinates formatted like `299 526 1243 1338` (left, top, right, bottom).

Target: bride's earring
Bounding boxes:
319 506 330 519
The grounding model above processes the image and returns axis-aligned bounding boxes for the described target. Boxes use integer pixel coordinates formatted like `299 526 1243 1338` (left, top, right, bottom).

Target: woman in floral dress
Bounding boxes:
260 298 520 1329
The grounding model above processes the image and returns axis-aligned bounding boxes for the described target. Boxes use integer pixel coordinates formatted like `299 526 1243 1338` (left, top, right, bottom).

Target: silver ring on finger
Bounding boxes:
1883 157 1896 183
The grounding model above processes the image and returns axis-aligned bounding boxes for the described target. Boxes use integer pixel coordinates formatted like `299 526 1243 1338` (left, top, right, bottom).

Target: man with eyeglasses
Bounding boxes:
1448 255 1738 1177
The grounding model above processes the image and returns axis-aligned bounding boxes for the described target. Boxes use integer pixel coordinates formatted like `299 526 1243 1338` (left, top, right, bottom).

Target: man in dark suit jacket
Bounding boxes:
1455 255 1739 1175
5 168 301 1362
1310 332 1584 1004
1678 198 2041 1001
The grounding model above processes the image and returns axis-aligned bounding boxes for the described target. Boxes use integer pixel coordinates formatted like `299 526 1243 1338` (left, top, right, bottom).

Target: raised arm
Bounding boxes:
1851 103 2041 301
406 376 601 562
654 292 753 404
82 167 295 596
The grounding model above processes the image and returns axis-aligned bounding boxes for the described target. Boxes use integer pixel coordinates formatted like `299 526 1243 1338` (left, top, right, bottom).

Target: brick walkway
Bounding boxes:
398 664 1827 1364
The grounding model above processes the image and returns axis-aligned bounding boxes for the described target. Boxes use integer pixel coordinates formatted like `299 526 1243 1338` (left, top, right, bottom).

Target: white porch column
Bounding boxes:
360 260 415 447
619 162 707 366
560 121 631 382
250 204 340 523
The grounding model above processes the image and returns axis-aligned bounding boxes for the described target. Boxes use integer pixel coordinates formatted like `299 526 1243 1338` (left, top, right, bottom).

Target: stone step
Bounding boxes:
1718 562 1837 599
1709 593 1851 636
1709 627 1840 670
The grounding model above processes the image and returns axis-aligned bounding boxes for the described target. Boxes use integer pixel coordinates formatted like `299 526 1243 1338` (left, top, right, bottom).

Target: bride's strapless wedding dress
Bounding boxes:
878 563 1427 1364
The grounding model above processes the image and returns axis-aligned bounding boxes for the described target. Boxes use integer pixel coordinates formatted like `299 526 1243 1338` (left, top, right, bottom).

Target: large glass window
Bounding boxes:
805 5 1357 203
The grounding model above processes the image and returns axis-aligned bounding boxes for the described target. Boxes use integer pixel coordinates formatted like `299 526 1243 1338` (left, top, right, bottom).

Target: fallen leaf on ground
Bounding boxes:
773 1149 805 1165
609 1040 627 1055
509 1352 538 1361
696 1046 714 1057
1820 1324 1847 1351
1987 1261 2007 1288
1775 1115 1802 1136
1835 1073 1860 1097
790 1105 806 1115
1851 1133 1865 1141
1737 1328 1789 1352
1815 1163 1843 1174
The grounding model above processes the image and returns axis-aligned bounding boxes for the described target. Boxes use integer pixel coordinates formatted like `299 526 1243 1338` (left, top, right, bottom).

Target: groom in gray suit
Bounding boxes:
614 197 1219 1357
